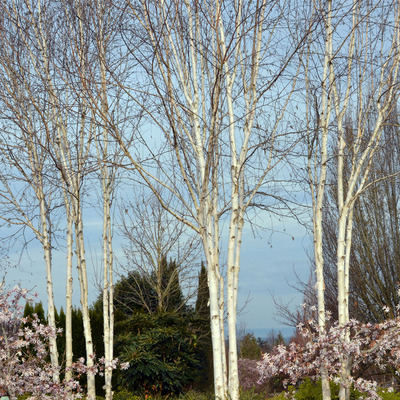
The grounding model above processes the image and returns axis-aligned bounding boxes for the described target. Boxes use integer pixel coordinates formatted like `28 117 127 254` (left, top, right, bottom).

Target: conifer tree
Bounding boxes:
194 261 213 390
195 262 210 318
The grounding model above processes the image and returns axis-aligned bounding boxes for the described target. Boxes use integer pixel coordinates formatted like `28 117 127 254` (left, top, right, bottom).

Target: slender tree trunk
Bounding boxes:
65 205 74 382
337 210 350 400
310 2 332 397
95 1 116 393
102 202 114 400
75 214 96 400
39 193 60 383
201 216 227 399
227 195 240 400
99 131 114 400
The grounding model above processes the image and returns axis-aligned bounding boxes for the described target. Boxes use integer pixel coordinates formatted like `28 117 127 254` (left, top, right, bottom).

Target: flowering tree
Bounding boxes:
0 282 128 399
0 284 78 399
258 307 400 400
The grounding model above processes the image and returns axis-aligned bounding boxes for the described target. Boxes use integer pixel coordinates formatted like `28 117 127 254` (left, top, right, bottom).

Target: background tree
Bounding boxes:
238 333 262 361
119 189 201 314
194 261 213 391
101 257 210 395
114 256 186 316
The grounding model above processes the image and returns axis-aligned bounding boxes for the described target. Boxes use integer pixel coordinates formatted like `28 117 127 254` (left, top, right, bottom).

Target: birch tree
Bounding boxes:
2 1 101 396
304 2 333 397
87 1 127 396
311 1 400 399
50 2 98 396
0 0 64 382
108 1 308 398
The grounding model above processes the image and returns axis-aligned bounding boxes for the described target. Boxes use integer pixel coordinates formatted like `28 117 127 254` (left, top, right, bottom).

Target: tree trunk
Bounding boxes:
75 215 96 400
39 193 60 383
207 262 227 399
65 206 74 382
337 211 350 400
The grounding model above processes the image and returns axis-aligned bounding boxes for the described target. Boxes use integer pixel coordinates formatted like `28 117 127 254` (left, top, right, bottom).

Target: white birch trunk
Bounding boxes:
207 265 226 399
336 210 350 400
100 140 114 400
65 205 74 382
226 195 240 400
98 108 115 400
201 204 227 399
38 193 60 383
308 2 333 397
95 0 115 396
75 215 96 400
102 204 114 400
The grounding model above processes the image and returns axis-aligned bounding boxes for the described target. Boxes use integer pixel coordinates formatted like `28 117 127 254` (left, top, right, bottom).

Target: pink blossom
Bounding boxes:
0 282 127 399
258 314 400 399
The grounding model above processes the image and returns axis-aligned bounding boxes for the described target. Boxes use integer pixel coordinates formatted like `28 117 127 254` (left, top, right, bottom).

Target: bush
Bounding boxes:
293 378 363 400
378 389 400 400
239 388 270 400
177 390 214 400
269 380 400 400
115 312 203 396
113 389 141 400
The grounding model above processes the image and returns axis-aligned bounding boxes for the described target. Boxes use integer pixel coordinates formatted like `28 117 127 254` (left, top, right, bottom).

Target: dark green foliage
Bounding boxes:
55 307 66 364
23 302 34 319
23 301 46 323
95 256 207 396
238 333 262 360
114 271 156 316
89 301 107 396
52 306 86 363
115 312 203 396
112 389 141 400
161 258 184 313
90 300 104 358
71 307 86 360
195 262 209 318
194 261 213 391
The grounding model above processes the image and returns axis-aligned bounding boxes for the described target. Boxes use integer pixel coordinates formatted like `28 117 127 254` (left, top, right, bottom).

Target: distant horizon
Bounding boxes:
246 326 296 342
